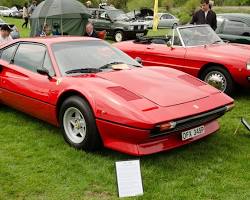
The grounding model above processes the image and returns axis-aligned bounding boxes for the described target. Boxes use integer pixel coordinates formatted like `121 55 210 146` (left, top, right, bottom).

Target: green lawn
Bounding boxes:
0 17 250 200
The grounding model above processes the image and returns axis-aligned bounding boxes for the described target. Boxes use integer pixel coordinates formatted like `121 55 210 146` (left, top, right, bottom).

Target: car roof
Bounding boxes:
3 36 100 47
218 13 250 25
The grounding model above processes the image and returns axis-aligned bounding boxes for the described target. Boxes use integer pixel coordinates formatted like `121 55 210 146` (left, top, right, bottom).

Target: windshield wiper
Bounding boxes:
65 68 101 74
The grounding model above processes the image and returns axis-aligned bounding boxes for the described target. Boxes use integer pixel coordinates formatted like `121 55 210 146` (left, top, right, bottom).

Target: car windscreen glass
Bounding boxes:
179 26 223 46
108 10 129 21
52 40 141 76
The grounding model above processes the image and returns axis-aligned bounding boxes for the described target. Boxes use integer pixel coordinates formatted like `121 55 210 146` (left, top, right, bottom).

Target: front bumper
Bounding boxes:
124 30 148 39
96 118 220 156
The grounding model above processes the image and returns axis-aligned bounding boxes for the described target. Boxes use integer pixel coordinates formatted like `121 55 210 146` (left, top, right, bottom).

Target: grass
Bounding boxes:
0 17 250 200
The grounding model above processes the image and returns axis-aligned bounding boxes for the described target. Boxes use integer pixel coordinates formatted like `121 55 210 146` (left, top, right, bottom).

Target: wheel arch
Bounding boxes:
198 62 232 79
56 90 95 123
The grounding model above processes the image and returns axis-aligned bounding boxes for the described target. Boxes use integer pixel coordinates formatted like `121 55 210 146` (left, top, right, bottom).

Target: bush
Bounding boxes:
176 0 199 24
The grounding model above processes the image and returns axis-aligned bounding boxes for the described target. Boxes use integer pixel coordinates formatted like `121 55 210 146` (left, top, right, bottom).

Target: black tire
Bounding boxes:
172 23 177 29
114 30 124 42
59 96 102 151
200 66 234 95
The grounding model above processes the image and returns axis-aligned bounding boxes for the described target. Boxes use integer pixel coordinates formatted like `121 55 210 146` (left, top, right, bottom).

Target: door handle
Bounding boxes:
146 47 154 50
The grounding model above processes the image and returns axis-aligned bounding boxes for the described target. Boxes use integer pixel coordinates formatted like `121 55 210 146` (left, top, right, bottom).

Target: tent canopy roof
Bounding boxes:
31 0 90 18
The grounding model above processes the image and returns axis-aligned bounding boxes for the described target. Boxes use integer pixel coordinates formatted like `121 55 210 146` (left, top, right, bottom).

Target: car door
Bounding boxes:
91 10 112 32
0 42 57 123
142 29 187 71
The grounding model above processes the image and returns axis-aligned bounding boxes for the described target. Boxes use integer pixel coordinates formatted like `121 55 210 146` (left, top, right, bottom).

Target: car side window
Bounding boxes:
43 51 55 76
0 44 18 63
161 14 173 20
223 20 246 36
13 43 46 73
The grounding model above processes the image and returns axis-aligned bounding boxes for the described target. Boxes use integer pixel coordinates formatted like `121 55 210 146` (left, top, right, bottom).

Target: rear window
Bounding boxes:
0 44 18 63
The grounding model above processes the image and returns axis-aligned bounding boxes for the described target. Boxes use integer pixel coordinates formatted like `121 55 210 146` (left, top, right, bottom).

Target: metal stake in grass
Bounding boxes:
241 117 250 131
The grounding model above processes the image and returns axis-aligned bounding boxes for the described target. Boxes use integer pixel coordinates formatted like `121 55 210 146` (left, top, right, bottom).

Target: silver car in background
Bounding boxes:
146 13 179 29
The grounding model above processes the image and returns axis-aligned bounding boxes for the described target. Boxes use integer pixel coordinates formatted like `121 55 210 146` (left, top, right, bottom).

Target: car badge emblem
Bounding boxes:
193 105 199 109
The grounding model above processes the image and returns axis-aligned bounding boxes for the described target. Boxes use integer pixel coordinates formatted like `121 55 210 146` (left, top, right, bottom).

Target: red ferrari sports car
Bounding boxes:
113 25 250 95
0 37 234 155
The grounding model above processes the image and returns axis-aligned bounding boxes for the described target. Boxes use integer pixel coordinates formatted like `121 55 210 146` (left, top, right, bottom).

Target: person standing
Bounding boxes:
84 22 99 38
0 25 13 45
22 3 29 28
190 0 217 30
28 1 37 16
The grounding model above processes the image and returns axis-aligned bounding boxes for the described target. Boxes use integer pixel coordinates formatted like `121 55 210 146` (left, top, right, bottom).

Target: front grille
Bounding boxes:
150 106 227 138
134 25 144 31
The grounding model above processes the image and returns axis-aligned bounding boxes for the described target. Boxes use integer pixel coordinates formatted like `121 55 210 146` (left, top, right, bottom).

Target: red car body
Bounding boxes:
0 37 234 155
113 26 250 94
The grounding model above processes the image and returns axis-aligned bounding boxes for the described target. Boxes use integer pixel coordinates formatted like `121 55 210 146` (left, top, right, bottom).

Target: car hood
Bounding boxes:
97 67 211 107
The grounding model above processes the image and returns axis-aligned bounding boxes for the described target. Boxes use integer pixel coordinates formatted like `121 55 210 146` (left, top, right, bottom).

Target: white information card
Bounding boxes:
115 160 143 198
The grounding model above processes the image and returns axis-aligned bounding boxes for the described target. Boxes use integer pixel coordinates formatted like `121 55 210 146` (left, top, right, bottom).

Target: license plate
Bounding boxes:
181 125 205 141
136 33 144 37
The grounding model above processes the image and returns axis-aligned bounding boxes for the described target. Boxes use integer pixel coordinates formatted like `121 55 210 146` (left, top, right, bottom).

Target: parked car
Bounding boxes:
12 9 23 18
114 25 250 95
89 8 148 42
145 13 179 29
0 6 18 17
216 13 250 45
0 18 20 39
0 37 234 155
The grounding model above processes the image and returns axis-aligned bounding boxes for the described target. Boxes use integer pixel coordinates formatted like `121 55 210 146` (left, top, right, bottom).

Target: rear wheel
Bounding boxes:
59 96 102 151
200 66 234 95
172 23 177 29
114 30 124 42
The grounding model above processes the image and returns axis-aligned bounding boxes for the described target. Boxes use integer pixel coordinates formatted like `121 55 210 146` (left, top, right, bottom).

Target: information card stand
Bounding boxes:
115 160 143 198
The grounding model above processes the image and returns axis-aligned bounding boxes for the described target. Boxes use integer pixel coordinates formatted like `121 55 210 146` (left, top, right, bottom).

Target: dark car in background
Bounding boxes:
0 18 20 39
216 13 250 45
89 8 148 42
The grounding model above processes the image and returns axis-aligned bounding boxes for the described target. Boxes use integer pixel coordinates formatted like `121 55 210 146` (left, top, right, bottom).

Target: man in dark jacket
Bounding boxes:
84 22 98 38
190 0 217 30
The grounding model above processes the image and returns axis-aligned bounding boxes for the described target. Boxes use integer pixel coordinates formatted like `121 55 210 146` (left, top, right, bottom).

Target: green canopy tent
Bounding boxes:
30 0 91 37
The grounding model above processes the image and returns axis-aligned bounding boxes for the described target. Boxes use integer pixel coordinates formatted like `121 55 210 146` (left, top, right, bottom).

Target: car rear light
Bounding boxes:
226 103 234 112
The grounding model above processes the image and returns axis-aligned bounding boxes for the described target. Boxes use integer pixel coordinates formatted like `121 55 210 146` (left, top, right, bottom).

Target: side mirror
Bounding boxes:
166 40 172 48
135 57 142 64
37 67 52 79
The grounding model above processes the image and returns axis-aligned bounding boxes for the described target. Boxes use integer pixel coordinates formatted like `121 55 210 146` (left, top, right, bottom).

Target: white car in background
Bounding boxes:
146 13 179 29
0 6 18 17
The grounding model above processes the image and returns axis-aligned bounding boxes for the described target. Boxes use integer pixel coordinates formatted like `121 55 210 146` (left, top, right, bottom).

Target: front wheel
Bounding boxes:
114 31 124 42
59 96 102 151
200 66 234 95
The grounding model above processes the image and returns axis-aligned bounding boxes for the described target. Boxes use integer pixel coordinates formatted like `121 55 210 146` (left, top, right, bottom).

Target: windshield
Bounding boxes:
52 40 141 76
108 10 129 21
178 26 223 46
